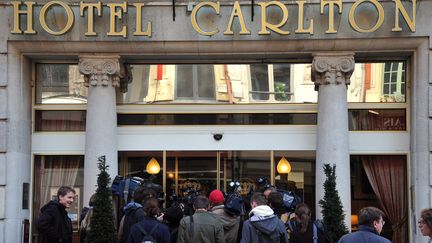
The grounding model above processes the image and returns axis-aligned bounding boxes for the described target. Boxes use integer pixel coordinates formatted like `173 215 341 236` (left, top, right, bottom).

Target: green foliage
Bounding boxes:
274 82 289 101
85 156 117 243
319 164 348 242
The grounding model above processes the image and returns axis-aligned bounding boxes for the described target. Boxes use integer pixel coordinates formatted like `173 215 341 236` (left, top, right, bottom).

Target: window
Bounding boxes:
176 65 215 100
250 64 292 102
35 110 86 131
33 155 84 233
35 64 87 104
382 62 405 102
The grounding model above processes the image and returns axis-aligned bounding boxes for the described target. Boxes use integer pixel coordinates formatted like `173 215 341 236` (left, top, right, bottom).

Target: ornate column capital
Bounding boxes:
311 53 355 91
79 55 124 88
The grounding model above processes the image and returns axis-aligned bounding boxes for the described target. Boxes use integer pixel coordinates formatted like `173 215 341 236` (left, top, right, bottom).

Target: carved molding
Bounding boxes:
311 53 355 91
78 56 122 88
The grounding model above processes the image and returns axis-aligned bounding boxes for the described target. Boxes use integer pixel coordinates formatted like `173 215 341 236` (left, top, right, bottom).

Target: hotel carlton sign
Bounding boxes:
11 0 416 37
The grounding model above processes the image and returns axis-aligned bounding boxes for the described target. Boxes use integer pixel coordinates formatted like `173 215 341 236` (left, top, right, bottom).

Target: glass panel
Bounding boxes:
348 109 406 131
197 65 215 99
250 64 269 100
33 155 84 235
273 152 316 215
123 65 150 103
165 151 217 212
349 61 406 103
220 151 270 196
273 64 291 101
124 152 164 188
176 65 194 98
36 64 87 104
117 113 317 126
35 110 86 131
117 61 408 104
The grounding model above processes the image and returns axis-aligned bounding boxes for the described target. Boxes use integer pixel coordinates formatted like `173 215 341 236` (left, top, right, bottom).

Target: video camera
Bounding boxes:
225 180 245 216
111 175 165 203
111 176 143 202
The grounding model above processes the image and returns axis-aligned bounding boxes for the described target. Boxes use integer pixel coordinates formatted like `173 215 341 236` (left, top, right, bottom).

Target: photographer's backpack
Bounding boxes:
136 223 158 243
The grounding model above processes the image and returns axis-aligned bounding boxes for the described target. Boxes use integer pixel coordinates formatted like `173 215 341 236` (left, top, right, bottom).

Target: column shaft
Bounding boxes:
313 53 354 230
79 56 122 205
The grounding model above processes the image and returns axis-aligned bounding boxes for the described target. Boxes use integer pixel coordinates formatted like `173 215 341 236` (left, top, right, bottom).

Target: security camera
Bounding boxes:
213 133 223 141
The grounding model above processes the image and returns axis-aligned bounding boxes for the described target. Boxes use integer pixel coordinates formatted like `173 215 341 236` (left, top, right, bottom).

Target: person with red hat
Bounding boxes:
209 189 241 243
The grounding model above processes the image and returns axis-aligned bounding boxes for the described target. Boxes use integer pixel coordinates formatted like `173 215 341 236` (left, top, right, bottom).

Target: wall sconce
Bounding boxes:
351 214 359 226
146 157 161 174
277 156 291 174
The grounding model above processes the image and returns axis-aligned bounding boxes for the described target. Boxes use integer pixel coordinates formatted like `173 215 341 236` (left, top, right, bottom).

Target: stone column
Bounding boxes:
312 53 354 229
79 56 124 205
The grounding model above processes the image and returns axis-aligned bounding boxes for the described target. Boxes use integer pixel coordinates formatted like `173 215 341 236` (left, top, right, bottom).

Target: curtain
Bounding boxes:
361 155 408 243
36 155 83 211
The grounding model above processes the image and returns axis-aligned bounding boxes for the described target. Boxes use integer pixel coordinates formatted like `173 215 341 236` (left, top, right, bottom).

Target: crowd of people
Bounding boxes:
37 185 432 243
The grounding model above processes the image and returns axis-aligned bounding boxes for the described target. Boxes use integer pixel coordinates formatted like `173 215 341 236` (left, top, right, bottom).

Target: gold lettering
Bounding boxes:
11 1 36 34
392 0 416 32
224 1 250 35
80 2 101 36
349 0 384 33
133 3 152 36
107 2 127 37
39 1 74 35
258 1 289 35
320 0 342 33
191 2 220 36
295 0 313 34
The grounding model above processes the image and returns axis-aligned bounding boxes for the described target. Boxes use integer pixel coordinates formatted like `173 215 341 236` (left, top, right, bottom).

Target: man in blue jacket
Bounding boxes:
339 207 391 243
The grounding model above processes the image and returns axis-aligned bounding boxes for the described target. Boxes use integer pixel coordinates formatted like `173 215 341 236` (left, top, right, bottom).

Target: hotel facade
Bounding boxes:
0 0 428 242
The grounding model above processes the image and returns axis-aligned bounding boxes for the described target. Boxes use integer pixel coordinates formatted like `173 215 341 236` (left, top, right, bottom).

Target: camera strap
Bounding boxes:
187 215 194 243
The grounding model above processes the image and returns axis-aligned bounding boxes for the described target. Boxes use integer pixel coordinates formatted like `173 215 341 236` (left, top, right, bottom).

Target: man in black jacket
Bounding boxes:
37 186 76 243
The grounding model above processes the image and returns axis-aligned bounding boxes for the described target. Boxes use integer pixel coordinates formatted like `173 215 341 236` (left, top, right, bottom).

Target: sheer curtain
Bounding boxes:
39 156 81 208
361 155 408 243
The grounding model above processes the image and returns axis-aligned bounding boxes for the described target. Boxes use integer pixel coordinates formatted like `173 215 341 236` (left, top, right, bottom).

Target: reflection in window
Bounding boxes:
35 110 86 131
220 151 270 195
250 64 292 102
33 155 84 233
382 62 405 102
117 61 408 104
349 109 406 131
176 65 215 100
350 62 406 103
165 152 217 208
36 64 87 104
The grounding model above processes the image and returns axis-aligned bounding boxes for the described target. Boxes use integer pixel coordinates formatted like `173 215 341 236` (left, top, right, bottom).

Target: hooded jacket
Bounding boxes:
119 202 146 243
240 205 289 243
211 204 240 243
338 225 391 243
37 200 73 243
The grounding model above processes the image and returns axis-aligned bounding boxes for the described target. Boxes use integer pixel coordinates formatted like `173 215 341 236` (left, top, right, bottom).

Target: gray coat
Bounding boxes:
211 205 240 243
177 210 225 243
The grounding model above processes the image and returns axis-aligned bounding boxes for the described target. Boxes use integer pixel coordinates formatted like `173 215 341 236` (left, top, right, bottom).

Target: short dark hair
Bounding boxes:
251 192 267 206
57 186 75 198
421 208 432 229
267 192 283 208
133 186 157 204
193 195 210 210
358 207 385 227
